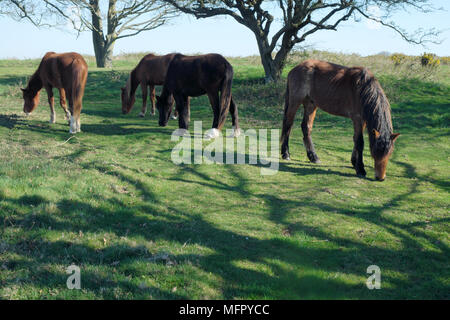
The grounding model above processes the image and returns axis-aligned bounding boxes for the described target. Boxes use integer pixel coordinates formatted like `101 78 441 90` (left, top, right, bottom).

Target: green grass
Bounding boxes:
0 52 449 299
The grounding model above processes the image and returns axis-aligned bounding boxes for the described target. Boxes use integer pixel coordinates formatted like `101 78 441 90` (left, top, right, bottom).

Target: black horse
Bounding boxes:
156 53 240 138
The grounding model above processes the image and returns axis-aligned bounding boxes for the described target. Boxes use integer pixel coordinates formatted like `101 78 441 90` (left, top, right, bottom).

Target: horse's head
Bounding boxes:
121 75 136 114
21 88 40 114
156 94 174 127
370 129 400 181
120 86 135 115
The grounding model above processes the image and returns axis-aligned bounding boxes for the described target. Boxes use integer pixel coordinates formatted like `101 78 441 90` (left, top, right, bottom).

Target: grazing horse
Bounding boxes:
22 52 88 134
281 60 400 181
156 53 240 139
121 53 177 118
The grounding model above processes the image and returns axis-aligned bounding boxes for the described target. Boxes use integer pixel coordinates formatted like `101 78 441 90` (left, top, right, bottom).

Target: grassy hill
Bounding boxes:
0 51 448 299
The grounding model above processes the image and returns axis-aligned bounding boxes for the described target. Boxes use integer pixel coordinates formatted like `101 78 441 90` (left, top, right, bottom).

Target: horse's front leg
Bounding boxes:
301 101 319 163
149 85 156 116
139 82 148 117
45 86 56 124
176 94 190 130
58 88 71 122
352 118 366 177
280 94 300 160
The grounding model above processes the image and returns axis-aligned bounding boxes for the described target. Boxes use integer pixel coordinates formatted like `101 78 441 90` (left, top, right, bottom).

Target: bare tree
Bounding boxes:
0 0 50 25
166 0 440 82
2 0 176 68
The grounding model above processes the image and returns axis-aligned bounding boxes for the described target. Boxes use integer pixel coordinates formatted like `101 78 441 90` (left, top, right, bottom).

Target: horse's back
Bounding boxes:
287 59 365 117
168 53 231 86
39 52 87 89
137 53 176 84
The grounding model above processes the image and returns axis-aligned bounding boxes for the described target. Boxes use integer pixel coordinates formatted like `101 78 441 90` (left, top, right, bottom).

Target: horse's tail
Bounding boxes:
72 58 87 114
217 63 233 130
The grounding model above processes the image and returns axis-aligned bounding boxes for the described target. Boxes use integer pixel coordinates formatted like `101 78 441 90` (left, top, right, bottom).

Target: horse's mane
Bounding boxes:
125 73 132 100
125 68 139 101
26 70 43 92
355 68 394 157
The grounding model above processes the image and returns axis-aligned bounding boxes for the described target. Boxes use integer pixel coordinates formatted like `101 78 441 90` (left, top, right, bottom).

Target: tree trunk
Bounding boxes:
255 34 286 83
92 36 115 68
260 52 282 83
90 0 115 68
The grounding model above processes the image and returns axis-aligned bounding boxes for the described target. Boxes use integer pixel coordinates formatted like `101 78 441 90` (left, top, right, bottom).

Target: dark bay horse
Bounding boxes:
156 53 240 138
22 52 88 134
121 53 177 118
281 59 400 181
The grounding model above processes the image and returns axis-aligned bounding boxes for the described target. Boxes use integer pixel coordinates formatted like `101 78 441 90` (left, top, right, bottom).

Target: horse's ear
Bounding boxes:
391 133 400 142
372 129 380 139
21 88 25 92
120 87 125 91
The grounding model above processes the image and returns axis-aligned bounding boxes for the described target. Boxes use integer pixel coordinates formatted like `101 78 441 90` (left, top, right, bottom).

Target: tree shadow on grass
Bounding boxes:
1 155 448 299
1 72 449 299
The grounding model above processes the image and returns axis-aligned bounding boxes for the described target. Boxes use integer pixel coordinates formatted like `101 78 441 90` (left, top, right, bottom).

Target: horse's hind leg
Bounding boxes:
67 88 83 134
302 100 319 163
58 88 71 122
139 82 148 117
351 118 366 177
229 96 240 137
45 86 56 124
206 92 221 138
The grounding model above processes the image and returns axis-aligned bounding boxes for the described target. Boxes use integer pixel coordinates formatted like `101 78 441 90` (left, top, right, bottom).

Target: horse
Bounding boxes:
155 53 240 139
121 53 177 119
281 59 400 181
21 52 88 134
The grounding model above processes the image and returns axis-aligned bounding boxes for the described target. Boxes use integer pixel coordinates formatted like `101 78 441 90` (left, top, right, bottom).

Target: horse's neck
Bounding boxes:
128 70 139 97
28 72 43 93
160 85 172 103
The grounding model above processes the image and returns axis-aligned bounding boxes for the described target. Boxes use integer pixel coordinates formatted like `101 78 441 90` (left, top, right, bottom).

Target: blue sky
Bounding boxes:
0 0 449 59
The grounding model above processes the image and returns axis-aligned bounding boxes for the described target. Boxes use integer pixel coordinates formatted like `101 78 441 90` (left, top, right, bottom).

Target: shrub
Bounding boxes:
440 56 450 65
421 53 440 67
390 53 408 66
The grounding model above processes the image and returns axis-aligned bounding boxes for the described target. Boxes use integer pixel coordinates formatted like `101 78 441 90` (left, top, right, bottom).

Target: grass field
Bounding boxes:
0 52 448 299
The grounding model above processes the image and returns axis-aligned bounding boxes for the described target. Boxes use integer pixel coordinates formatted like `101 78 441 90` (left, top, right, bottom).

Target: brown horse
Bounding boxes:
121 53 177 118
156 53 240 139
281 60 400 181
22 52 88 134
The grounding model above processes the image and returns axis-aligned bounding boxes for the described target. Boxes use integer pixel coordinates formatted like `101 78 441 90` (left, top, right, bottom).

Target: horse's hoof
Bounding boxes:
172 128 189 137
139 112 145 118
282 154 290 160
171 115 178 120
204 128 220 140
227 126 241 138
307 152 320 164
356 170 367 178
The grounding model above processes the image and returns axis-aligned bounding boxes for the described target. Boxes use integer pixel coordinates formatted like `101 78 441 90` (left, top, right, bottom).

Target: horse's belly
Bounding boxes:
182 88 206 97
314 97 353 118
